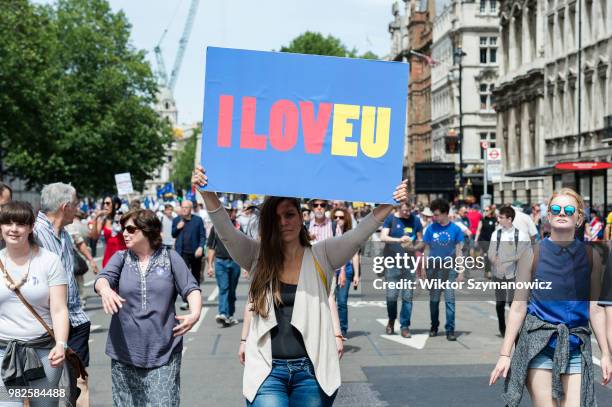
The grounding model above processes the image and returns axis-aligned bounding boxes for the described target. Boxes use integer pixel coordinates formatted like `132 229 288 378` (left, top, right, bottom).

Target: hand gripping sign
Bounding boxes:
201 47 409 204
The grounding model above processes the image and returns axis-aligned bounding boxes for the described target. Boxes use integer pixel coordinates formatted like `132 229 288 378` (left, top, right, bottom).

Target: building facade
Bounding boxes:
431 0 500 200
493 0 547 205
494 0 612 211
389 0 435 197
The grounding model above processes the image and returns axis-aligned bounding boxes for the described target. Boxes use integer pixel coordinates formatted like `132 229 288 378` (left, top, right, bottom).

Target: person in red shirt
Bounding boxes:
466 205 483 236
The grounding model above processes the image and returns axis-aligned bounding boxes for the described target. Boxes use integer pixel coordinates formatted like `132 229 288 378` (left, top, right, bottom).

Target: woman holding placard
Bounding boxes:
192 165 407 406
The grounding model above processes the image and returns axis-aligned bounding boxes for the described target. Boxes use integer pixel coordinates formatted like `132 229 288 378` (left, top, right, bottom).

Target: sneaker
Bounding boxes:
429 328 438 337
215 314 228 325
180 303 189 311
446 331 457 341
226 316 239 326
386 320 395 335
401 327 411 338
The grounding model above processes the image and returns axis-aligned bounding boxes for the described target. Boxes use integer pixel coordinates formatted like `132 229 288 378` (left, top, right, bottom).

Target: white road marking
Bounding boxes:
190 287 219 334
376 319 429 349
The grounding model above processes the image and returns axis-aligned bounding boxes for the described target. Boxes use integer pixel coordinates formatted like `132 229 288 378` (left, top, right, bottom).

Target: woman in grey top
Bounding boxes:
192 165 407 406
95 209 202 407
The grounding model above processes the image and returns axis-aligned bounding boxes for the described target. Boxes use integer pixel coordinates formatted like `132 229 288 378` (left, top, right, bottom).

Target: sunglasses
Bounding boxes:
123 225 140 234
312 203 326 208
549 204 576 216
334 215 345 220
103 201 112 206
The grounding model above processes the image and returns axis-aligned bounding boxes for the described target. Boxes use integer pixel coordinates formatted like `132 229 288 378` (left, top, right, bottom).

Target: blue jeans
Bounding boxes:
335 269 353 335
426 268 456 332
246 358 336 407
215 258 241 317
385 267 415 328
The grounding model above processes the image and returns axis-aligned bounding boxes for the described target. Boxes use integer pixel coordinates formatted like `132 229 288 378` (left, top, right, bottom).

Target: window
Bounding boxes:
480 83 493 110
480 132 497 159
490 0 497 13
480 0 486 13
480 37 498 64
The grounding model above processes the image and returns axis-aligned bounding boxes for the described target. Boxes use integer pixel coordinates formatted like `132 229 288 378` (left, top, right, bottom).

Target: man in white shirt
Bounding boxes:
511 201 538 242
488 205 531 336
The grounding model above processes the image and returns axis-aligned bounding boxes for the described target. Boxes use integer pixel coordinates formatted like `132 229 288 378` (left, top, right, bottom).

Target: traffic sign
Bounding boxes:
480 140 489 149
487 148 501 161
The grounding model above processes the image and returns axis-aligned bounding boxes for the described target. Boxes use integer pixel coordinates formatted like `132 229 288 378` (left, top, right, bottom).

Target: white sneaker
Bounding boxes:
215 314 227 325
227 316 239 326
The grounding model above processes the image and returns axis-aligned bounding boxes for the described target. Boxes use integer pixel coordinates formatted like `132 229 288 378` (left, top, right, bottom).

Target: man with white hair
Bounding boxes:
34 182 91 407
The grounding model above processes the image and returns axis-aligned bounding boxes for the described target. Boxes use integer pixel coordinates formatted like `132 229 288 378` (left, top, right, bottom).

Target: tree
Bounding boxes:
0 0 171 196
171 127 199 192
279 31 378 59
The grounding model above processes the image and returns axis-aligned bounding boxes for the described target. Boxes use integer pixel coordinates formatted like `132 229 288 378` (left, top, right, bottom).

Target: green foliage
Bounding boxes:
0 0 171 196
171 127 199 192
280 31 378 59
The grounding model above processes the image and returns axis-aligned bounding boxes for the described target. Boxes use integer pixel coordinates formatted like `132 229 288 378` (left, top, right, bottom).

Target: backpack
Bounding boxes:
496 228 520 256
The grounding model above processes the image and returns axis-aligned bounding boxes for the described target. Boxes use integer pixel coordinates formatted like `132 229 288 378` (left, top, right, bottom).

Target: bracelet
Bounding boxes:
240 338 247 342
499 353 511 358
335 334 343 339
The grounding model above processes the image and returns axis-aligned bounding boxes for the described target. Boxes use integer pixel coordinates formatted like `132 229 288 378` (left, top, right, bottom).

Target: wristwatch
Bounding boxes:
57 341 68 350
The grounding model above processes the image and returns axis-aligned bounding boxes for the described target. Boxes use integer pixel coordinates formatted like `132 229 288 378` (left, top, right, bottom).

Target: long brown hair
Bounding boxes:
249 197 311 318
332 207 352 233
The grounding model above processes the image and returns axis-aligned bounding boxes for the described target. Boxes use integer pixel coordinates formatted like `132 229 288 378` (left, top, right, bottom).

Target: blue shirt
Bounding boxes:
527 238 590 350
34 212 89 327
423 222 464 259
383 214 422 239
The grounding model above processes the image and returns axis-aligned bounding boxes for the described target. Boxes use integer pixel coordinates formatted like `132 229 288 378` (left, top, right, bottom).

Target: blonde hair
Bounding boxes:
547 187 585 226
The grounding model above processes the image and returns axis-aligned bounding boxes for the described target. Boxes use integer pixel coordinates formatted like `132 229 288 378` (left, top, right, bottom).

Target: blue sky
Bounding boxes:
38 0 398 124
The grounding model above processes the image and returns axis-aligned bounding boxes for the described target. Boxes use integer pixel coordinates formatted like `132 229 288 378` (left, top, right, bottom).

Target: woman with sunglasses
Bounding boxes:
91 196 127 267
490 188 611 406
94 209 202 407
192 165 407 407
332 207 360 338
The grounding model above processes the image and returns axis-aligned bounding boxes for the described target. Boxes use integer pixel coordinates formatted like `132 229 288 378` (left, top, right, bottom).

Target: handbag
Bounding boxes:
73 247 89 276
0 259 88 381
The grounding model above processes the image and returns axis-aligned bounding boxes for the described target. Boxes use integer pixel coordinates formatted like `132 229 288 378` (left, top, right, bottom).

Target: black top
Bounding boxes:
206 226 236 260
480 215 498 242
271 282 308 359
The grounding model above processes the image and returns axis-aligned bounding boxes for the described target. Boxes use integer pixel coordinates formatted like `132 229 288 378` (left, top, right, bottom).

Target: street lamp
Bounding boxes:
454 47 467 193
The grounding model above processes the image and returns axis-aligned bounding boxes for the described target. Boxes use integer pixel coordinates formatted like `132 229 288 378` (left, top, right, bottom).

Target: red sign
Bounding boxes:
554 162 612 171
487 148 501 161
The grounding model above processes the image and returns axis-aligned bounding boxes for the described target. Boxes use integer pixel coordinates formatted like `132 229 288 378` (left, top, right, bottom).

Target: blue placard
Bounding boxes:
201 47 409 204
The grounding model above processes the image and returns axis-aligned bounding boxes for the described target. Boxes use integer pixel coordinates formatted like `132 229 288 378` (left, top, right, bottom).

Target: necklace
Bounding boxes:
2 248 33 291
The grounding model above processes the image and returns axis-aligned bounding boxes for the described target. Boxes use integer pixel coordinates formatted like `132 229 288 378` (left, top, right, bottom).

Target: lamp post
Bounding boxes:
454 47 467 193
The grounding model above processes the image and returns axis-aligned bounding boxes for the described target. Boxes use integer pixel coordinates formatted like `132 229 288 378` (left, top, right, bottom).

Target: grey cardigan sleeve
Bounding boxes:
315 213 382 272
207 206 260 270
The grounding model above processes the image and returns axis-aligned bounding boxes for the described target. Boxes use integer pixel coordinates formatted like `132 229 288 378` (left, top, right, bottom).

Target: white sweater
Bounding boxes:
207 206 382 402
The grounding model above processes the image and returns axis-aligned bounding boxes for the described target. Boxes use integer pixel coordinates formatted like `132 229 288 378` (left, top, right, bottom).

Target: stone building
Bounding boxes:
388 0 435 197
494 0 612 211
493 0 547 205
431 0 500 199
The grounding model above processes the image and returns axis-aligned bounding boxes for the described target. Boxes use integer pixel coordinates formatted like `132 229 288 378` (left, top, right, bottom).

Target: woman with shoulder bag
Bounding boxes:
94 209 202 407
0 201 70 407
489 188 611 406
193 165 407 406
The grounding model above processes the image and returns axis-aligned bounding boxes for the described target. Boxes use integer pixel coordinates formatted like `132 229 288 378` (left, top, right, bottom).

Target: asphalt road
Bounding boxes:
81 255 612 407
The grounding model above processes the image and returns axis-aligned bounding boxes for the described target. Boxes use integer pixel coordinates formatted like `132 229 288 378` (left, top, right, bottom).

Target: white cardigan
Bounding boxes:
207 207 382 402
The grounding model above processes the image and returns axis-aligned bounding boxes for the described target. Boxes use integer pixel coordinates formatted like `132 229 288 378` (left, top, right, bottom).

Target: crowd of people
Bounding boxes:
1 173 612 406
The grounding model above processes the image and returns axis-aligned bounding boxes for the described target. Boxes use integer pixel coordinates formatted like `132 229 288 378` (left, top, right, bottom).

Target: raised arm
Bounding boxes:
193 166 259 270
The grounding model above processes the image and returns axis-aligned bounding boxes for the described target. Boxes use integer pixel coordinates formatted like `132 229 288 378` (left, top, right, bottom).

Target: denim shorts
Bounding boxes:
528 346 582 374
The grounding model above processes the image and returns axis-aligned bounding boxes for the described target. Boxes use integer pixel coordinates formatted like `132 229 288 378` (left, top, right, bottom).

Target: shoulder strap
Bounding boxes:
496 229 502 254
312 253 329 296
531 243 540 279
0 259 55 339
514 228 519 255
586 244 593 272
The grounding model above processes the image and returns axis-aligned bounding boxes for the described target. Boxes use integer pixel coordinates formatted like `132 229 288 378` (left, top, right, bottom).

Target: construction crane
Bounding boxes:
154 0 200 92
